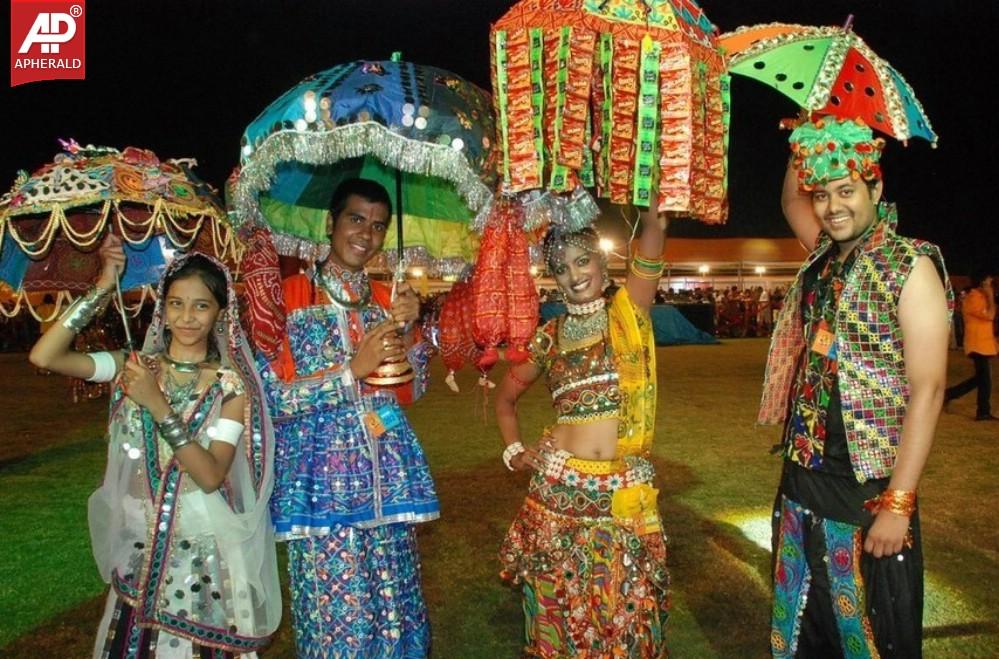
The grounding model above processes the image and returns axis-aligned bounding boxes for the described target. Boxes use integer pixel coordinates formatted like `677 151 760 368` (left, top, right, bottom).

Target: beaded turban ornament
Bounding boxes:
789 116 885 191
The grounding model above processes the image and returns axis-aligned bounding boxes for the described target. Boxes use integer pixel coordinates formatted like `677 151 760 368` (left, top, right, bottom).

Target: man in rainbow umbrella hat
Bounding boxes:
759 116 952 658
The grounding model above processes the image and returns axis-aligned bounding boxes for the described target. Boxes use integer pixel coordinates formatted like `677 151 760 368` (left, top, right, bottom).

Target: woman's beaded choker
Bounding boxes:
566 297 606 316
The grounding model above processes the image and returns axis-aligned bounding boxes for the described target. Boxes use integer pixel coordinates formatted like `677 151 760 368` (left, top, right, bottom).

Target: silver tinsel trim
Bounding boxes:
271 230 329 262
469 195 495 233
369 247 470 279
470 185 598 234
233 122 494 256
528 243 544 269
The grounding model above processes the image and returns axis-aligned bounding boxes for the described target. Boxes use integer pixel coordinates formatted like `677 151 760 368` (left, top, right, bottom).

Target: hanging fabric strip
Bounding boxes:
597 34 614 197
632 34 661 208
719 71 731 220
608 38 641 204
503 28 543 191
657 45 692 214
700 67 729 222
492 30 512 186
580 109 595 188
542 29 561 183
504 202 539 363
689 60 709 220
713 70 732 220
529 28 546 181
548 27 573 192
721 71 731 188
558 29 596 171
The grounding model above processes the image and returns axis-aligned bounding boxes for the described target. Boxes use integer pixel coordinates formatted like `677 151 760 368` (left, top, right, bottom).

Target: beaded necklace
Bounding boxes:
317 265 371 309
560 295 607 343
162 364 201 408
566 297 605 316
560 308 608 343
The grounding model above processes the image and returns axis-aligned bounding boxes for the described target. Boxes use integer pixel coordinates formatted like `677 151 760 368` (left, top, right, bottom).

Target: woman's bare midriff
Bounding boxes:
548 418 620 460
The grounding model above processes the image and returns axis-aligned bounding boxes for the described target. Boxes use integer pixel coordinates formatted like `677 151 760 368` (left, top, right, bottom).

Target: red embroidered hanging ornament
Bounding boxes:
459 277 488 384
471 199 512 369
239 227 286 361
469 198 540 367
438 277 483 392
504 204 539 364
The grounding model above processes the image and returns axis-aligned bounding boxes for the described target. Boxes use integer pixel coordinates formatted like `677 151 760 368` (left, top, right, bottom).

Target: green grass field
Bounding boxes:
1 341 996 657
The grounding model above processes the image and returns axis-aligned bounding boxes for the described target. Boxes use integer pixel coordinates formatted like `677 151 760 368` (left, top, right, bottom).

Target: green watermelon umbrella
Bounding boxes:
720 18 937 145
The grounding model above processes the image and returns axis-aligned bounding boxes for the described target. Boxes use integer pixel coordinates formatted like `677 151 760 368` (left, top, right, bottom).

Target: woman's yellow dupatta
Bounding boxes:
608 287 656 457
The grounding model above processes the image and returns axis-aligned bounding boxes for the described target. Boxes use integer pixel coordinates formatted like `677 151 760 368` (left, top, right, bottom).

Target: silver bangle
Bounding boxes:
158 413 194 450
502 442 525 471
60 285 112 332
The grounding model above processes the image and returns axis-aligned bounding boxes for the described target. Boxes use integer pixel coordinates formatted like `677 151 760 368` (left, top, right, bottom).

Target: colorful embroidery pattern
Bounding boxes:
784 246 857 469
262 300 440 540
772 497 880 659
761 206 953 481
287 525 430 658
824 520 880 659
501 461 669 657
772 496 811 659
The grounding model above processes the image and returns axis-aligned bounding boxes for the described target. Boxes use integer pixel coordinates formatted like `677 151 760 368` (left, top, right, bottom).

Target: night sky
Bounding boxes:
3 0 994 272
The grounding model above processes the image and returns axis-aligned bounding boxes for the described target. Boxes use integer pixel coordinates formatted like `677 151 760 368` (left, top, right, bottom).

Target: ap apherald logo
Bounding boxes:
10 0 86 87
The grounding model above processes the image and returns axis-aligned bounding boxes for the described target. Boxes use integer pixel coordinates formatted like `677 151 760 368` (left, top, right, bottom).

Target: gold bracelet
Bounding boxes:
881 488 917 516
629 261 663 280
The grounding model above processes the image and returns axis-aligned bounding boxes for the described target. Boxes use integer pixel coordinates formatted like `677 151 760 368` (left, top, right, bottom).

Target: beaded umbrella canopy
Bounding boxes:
231 57 497 271
0 141 241 313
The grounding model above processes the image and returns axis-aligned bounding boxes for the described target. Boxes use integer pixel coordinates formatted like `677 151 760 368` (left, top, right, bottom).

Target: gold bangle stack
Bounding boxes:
865 488 917 517
629 255 665 281
879 488 917 516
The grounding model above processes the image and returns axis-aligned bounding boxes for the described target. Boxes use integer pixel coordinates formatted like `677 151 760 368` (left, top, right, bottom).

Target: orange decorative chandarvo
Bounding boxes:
490 0 730 223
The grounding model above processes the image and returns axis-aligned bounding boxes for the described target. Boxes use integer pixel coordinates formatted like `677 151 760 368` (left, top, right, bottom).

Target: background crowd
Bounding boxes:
5 277 995 354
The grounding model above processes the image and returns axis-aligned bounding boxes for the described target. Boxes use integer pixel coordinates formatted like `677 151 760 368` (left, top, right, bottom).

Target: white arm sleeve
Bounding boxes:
205 418 244 446
86 351 118 383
